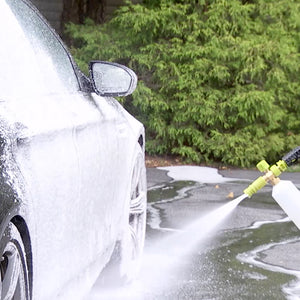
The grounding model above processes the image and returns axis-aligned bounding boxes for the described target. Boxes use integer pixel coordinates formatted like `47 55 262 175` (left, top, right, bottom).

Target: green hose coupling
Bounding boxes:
256 160 270 172
243 159 288 198
270 160 287 176
244 176 267 197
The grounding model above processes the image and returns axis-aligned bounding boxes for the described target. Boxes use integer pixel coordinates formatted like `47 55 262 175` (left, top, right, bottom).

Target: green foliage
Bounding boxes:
66 0 300 167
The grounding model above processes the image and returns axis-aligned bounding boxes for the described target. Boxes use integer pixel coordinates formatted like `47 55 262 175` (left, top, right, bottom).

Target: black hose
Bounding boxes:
282 146 300 166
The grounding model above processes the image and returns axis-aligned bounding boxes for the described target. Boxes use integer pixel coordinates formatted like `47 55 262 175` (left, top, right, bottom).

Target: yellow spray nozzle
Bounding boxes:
243 176 267 197
243 159 288 198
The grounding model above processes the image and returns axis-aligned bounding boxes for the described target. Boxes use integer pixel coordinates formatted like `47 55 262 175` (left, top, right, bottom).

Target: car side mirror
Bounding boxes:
89 61 137 97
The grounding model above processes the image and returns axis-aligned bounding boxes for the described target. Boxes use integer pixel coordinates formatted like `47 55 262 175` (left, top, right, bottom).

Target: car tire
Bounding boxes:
101 144 147 285
120 145 147 281
0 222 30 300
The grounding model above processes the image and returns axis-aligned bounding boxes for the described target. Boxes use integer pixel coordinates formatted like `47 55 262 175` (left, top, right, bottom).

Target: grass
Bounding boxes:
287 165 300 173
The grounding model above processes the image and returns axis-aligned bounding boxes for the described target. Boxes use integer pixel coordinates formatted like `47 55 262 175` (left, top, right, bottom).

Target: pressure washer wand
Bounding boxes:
243 147 300 230
282 146 300 166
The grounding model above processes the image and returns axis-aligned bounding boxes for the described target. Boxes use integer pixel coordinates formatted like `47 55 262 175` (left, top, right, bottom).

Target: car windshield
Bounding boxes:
0 0 79 100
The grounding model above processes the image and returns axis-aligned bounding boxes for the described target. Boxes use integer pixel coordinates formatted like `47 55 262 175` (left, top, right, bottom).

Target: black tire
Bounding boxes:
0 222 30 300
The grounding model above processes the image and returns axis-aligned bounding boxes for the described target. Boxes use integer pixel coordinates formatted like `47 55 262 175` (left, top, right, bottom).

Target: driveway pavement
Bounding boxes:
147 166 300 187
145 166 300 299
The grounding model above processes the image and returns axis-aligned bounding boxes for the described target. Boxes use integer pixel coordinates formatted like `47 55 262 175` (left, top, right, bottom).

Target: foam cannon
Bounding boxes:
244 147 300 230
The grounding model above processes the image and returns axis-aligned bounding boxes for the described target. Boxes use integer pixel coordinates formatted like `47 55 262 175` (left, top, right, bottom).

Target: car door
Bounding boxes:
1 0 122 298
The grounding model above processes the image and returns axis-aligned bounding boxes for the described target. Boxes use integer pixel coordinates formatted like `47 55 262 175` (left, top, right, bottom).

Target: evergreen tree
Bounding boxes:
66 0 300 167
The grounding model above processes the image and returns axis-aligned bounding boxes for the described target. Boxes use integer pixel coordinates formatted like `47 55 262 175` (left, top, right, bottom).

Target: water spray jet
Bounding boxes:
243 147 300 230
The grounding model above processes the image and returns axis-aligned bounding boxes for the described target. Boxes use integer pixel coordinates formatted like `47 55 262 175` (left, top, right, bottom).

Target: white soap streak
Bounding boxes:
249 216 291 229
237 237 300 300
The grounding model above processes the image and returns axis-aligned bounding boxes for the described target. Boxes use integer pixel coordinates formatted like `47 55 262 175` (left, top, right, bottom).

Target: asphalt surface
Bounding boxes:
147 167 300 187
88 167 300 300
145 167 300 300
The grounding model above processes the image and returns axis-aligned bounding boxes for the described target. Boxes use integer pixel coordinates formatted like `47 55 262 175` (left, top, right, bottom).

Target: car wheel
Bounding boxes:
121 147 147 281
0 222 30 300
101 145 147 285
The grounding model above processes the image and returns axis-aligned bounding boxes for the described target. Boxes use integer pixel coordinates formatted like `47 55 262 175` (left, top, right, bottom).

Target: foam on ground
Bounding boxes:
158 166 235 183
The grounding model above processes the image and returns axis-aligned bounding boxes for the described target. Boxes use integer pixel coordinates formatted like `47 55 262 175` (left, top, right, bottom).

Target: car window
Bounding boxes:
0 0 79 100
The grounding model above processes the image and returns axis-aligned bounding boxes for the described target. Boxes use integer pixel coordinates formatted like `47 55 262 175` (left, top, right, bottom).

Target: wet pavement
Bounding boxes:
145 167 300 300
89 167 300 300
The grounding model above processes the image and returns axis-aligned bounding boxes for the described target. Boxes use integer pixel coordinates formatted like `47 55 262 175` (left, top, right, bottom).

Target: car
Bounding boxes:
0 0 147 299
